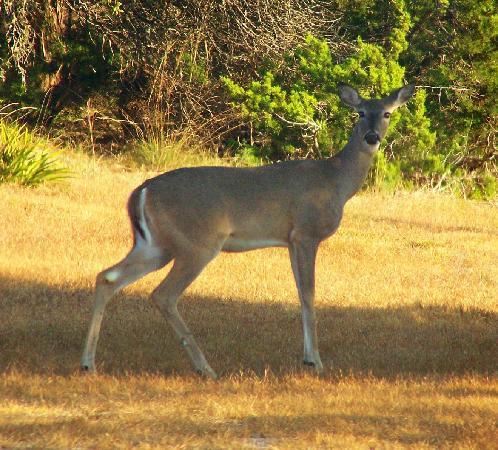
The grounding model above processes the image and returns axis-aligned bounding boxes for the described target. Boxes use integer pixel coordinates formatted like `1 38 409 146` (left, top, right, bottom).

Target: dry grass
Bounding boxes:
1 154 497 448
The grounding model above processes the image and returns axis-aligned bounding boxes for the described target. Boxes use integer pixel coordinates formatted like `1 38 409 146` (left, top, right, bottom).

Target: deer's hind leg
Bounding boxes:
81 241 172 372
151 248 220 379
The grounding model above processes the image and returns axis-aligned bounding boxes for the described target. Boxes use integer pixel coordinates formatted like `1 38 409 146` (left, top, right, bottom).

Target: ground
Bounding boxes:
0 155 497 448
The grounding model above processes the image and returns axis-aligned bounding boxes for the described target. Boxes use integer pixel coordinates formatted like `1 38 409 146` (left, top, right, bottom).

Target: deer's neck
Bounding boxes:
328 124 377 201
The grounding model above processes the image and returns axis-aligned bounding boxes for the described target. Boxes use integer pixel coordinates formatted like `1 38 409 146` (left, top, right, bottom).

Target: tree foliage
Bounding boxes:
0 0 341 138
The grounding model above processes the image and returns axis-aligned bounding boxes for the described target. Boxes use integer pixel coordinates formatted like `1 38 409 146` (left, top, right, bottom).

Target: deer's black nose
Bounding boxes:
364 131 380 145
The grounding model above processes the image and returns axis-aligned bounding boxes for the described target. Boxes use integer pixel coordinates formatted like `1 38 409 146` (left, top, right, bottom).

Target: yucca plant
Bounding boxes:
0 121 69 186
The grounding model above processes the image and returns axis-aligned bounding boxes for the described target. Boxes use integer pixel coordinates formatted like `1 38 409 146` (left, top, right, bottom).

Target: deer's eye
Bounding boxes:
358 111 365 118
384 112 391 118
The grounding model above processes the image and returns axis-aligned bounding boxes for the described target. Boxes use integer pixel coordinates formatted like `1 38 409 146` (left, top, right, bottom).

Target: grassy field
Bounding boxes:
1 155 497 448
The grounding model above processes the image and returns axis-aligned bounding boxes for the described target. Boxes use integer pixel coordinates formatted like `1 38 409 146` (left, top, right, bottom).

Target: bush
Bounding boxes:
222 35 435 166
451 169 498 201
369 151 404 192
0 121 68 186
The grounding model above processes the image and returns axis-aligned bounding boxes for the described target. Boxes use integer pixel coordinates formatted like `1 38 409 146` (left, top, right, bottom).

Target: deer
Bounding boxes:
81 84 415 379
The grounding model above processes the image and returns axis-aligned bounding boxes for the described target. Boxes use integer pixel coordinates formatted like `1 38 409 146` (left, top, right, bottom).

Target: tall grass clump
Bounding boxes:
0 121 68 186
367 150 498 200
128 133 226 170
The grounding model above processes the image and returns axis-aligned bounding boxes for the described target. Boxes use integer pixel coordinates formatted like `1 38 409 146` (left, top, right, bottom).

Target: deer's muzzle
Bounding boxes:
364 131 380 145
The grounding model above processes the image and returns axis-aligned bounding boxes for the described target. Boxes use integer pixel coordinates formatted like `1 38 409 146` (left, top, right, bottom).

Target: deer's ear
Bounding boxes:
338 84 362 108
389 84 415 109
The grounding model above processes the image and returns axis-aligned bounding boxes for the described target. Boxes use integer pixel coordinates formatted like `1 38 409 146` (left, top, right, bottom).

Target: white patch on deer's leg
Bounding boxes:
102 241 165 290
104 269 121 283
302 310 314 363
300 301 323 372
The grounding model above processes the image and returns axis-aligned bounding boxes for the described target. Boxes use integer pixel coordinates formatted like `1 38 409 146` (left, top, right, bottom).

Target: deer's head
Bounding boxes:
338 84 415 149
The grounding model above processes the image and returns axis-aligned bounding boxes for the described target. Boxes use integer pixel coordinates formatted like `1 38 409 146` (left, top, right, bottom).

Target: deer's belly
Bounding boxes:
222 236 287 252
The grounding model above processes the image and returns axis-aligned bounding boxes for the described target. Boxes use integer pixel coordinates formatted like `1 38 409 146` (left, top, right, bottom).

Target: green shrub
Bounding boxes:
0 121 68 186
222 35 435 166
457 171 498 201
369 151 404 192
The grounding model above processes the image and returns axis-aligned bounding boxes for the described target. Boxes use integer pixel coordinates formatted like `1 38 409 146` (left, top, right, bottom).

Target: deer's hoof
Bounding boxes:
196 366 218 380
304 359 325 376
80 363 96 373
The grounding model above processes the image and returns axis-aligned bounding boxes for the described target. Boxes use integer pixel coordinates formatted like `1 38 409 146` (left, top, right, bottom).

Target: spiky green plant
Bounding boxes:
0 121 69 186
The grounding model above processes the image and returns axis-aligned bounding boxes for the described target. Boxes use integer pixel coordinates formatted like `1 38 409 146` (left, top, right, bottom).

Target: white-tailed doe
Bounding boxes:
81 84 415 379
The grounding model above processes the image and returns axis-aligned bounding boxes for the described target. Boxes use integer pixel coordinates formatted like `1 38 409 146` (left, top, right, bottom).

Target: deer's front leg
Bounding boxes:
289 235 323 374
